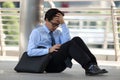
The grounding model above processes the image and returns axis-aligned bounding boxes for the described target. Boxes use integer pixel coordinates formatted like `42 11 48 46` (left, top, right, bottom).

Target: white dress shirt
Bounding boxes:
27 23 71 56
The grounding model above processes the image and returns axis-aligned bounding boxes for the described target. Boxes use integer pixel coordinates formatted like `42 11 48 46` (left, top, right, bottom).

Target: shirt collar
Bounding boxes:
43 24 58 34
43 24 51 34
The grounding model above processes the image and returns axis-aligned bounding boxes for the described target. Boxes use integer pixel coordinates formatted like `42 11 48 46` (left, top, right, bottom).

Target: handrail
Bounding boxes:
111 0 120 61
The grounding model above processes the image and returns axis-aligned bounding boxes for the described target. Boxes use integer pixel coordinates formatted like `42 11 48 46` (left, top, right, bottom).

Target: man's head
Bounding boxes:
44 8 64 21
44 8 64 31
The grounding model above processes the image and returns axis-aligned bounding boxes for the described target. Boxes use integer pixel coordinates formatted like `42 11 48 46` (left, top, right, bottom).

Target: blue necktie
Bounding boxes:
49 31 55 46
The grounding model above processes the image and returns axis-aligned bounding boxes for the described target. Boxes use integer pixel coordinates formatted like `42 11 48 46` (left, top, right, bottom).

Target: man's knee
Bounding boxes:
72 36 82 41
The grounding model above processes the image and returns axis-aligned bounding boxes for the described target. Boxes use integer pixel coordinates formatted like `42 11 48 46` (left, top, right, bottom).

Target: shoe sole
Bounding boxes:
86 70 108 76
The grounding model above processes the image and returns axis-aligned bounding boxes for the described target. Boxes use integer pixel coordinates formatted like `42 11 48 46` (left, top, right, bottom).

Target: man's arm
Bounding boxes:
57 13 71 44
60 23 71 44
27 29 49 56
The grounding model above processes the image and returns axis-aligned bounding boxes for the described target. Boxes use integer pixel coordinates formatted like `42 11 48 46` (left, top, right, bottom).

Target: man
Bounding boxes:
27 8 108 76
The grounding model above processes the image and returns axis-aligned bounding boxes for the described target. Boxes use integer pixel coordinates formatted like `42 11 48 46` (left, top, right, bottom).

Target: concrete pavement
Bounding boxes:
0 61 120 80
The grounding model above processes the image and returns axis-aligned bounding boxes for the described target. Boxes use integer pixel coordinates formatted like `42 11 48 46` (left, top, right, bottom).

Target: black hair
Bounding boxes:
44 8 64 21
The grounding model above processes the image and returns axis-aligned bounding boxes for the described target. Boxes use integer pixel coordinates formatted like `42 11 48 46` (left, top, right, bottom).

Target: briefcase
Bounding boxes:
14 52 52 73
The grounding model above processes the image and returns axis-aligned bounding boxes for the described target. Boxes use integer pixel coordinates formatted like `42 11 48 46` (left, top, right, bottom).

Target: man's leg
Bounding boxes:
45 53 67 73
70 37 108 75
46 39 108 75
71 37 97 65
45 41 71 73
68 39 92 69
46 39 97 70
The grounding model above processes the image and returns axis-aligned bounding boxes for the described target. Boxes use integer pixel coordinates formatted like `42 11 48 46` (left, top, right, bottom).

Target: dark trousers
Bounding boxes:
45 37 97 73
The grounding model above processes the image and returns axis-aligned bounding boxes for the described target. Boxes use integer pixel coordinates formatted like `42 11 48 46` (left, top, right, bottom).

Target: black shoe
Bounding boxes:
101 69 108 73
85 65 102 76
95 65 108 74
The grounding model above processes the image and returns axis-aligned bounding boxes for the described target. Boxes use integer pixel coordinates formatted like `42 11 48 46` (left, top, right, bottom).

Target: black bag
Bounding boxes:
14 52 52 73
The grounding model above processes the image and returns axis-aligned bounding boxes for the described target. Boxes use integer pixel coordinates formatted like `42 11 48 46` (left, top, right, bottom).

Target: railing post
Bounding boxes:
111 0 119 61
19 0 44 58
0 7 6 56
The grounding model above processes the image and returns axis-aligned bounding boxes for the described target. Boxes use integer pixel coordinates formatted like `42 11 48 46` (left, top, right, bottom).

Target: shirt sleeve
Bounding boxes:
60 23 71 44
27 29 49 56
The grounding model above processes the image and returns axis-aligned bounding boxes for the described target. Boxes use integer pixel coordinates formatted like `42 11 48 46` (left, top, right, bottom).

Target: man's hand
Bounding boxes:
56 13 65 24
49 44 61 53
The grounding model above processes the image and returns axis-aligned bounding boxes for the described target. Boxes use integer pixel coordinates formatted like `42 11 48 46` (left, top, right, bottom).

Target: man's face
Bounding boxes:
47 13 64 31
50 13 61 27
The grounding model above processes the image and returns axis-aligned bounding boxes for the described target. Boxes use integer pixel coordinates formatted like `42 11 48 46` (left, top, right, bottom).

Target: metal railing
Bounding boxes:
111 0 120 61
0 7 20 56
0 0 119 61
